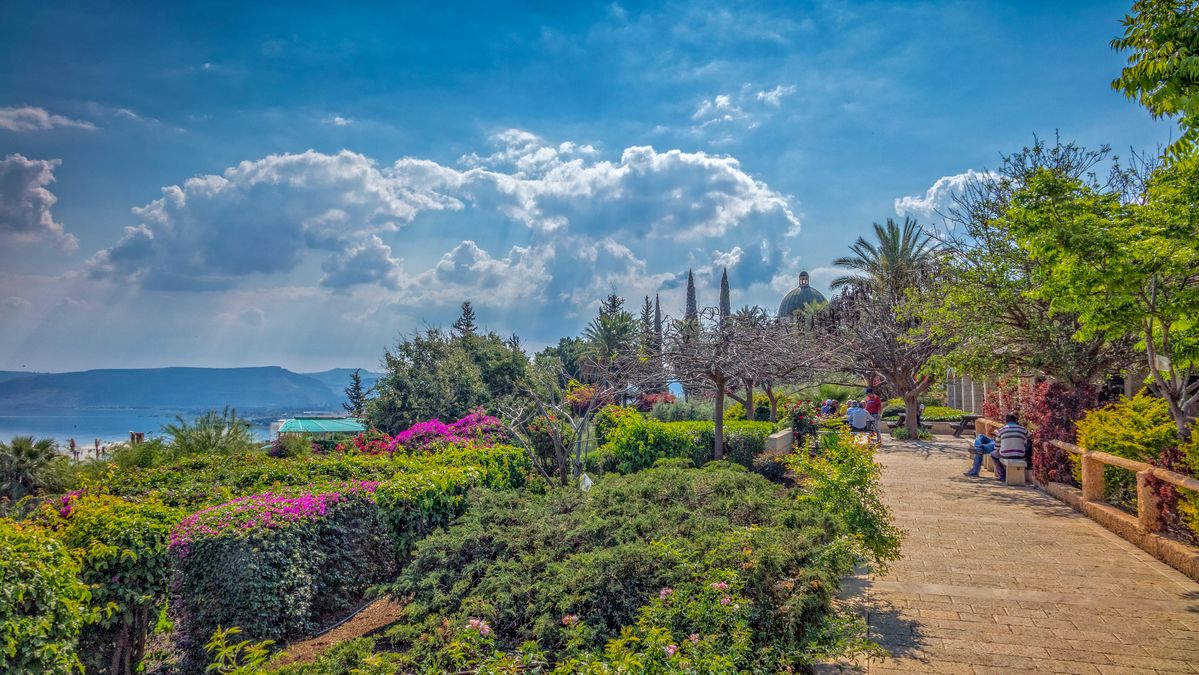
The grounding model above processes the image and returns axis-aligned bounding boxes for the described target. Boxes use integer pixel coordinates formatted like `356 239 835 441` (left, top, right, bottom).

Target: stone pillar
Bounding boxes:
1136 469 1160 533
1081 454 1104 503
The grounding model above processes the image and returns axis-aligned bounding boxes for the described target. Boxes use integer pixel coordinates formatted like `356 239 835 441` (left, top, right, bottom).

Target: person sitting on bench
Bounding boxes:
993 413 1030 482
846 401 873 432
965 433 995 476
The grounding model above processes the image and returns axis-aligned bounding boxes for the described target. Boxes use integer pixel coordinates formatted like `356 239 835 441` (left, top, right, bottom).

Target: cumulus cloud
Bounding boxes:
0 106 96 132
87 132 800 295
326 114 353 127
755 85 796 106
690 84 796 137
0 154 78 251
894 169 993 221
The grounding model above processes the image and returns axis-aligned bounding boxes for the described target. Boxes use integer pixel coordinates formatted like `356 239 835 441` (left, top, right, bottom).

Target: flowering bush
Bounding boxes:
0 519 92 674
790 400 821 449
349 429 393 455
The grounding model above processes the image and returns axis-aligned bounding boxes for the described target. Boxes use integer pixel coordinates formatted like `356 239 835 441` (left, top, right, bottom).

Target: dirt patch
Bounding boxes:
273 598 406 666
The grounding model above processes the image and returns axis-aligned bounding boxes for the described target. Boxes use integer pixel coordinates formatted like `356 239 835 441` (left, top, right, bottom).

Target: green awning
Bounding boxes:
277 417 366 434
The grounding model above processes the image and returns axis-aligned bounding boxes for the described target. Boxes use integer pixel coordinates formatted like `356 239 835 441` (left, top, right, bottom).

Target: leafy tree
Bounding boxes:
918 138 1138 385
0 435 64 501
451 301 477 336
342 368 368 417
1111 0 1199 160
823 219 942 436
536 337 588 384
1012 156 1199 440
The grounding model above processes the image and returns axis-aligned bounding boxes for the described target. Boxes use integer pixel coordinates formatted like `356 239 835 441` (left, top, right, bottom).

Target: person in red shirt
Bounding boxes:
863 388 883 444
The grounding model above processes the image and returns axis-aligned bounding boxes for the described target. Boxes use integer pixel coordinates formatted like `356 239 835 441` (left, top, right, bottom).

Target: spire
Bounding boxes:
719 267 731 323
684 269 698 322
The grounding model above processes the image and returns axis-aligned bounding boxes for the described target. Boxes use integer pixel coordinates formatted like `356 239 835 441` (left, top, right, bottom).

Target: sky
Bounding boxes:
0 0 1177 372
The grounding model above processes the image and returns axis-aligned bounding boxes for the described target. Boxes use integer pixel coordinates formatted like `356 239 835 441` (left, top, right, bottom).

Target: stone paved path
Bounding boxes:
842 437 1199 674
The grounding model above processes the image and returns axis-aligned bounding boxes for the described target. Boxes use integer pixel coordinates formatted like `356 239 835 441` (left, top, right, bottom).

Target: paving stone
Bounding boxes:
824 437 1199 674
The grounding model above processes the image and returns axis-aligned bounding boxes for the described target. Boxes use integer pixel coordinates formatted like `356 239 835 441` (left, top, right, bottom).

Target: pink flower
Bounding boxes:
710 581 728 591
665 644 678 657
659 587 673 599
689 633 699 644
466 618 492 636
561 614 578 626
720 597 731 605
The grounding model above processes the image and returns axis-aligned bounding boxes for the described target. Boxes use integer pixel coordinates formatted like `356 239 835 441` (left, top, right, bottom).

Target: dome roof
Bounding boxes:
778 271 827 318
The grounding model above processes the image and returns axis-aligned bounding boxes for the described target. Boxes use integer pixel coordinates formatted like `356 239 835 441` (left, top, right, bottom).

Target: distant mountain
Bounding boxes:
300 368 383 399
0 370 45 384
0 367 341 413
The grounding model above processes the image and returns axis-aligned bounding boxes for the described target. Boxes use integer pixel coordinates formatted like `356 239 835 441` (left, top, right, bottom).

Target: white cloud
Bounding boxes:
894 169 993 221
755 84 796 106
88 132 799 294
0 106 96 132
326 115 353 127
0 154 78 251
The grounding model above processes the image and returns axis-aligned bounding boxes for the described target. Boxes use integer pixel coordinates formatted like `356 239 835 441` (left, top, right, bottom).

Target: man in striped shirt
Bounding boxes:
991 413 1030 482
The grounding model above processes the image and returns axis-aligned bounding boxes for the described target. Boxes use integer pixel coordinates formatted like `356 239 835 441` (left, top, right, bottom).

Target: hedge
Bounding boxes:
48 494 181 674
0 520 91 674
590 415 775 475
168 447 530 672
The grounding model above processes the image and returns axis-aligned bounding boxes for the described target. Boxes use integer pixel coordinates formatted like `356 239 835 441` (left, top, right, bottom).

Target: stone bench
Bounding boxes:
1000 458 1027 486
765 428 793 453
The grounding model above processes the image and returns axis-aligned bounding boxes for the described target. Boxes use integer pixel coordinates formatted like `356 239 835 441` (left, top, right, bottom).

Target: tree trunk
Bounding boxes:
713 381 725 460
904 391 921 438
764 382 778 423
744 380 755 421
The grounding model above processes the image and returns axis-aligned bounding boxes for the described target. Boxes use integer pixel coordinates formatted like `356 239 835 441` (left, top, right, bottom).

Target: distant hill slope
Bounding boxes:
0 367 340 412
0 371 45 384
300 368 383 399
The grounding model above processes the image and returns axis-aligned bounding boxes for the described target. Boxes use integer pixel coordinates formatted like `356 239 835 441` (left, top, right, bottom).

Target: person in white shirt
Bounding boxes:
846 401 873 432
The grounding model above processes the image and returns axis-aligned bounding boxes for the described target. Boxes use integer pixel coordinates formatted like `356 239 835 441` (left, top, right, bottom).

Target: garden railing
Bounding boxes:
1048 439 1199 536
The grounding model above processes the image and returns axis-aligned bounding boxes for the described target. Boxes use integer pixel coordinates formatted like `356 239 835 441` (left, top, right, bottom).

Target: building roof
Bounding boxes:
778 271 827 318
277 417 366 434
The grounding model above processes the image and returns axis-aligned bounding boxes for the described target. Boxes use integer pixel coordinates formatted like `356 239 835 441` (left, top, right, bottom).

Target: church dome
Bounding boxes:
778 271 827 319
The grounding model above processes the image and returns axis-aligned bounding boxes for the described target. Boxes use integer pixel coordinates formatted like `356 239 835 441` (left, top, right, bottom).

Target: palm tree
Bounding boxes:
0 435 61 501
831 217 937 298
582 311 636 364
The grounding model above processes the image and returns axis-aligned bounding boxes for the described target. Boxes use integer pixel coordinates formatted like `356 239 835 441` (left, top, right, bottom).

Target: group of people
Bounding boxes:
966 413 1030 481
818 388 884 443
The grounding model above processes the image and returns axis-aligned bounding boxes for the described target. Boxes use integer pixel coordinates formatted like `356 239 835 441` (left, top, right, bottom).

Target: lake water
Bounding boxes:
0 413 273 447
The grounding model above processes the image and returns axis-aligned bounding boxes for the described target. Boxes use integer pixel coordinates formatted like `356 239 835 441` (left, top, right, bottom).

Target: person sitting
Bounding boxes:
846 401 873 432
965 433 995 476
820 399 838 416
992 413 1030 482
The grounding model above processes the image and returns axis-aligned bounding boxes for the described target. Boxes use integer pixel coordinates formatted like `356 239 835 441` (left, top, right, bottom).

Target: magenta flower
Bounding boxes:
720 597 731 605
665 644 678 657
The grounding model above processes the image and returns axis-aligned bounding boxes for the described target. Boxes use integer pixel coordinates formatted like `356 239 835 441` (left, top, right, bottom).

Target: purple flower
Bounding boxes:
720 597 731 605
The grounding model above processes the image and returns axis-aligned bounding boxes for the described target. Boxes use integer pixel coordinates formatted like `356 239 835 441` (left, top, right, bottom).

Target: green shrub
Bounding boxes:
0 520 92 673
162 407 256 457
787 430 902 569
647 399 714 422
44 494 181 674
1076 392 1182 511
593 416 696 473
385 462 874 671
591 405 641 446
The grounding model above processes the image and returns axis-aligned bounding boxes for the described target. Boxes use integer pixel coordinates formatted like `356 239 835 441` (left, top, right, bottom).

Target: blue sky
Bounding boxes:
0 0 1176 372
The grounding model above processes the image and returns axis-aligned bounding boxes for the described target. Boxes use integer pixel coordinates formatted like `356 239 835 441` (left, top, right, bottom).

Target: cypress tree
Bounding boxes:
685 269 698 322
719 267 731 323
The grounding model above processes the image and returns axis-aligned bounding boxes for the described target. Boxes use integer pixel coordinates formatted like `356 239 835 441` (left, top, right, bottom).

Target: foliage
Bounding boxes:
786 430 903 568
890 427 932 441
367 327 527 435
392 409 509 452
163 407 256 457
1076 392 1180 509
591 404 641 447
524 415 575 479
634 391 675 413
647 399 714 422
0 519 92 674
1111 0 1199 160
1 435 69 501
342 369 368 418
39 494 182 674
386 462 879 671
592 413 775 474
1010 158 1199 440
1020 381 1098 485
879 405 969 422
790 400 821 447
204 626 275 674
269 435 316 459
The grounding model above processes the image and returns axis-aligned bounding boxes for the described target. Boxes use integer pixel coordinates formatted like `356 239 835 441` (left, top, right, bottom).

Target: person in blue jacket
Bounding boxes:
964 433 995 476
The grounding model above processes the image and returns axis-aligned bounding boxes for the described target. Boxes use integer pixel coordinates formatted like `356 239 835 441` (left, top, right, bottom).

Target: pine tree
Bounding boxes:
639 295 654 352
452 301 477 336
599 289 624 317
653 294 663 352
684 269 698 322
343 369 367 417
719 267 731 324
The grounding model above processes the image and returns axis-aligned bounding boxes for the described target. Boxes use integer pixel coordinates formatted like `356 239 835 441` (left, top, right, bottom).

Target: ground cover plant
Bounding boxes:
381 459 888 672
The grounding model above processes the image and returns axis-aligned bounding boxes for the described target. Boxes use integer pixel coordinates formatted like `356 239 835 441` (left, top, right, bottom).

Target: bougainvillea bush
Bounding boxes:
0 520 92 674
383 461 883 672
